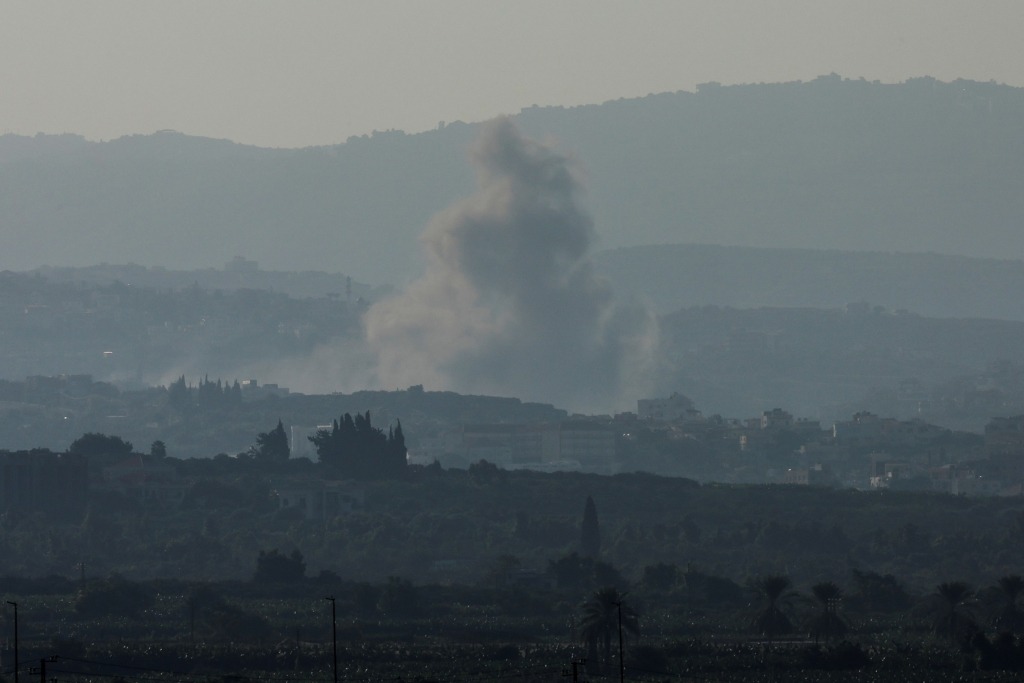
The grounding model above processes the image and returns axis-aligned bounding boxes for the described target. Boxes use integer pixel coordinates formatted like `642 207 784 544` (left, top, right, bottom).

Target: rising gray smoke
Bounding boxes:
365 118 658 413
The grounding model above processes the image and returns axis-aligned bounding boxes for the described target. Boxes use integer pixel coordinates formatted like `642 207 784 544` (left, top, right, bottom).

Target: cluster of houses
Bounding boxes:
3 392 1023 528
407 392 1024 496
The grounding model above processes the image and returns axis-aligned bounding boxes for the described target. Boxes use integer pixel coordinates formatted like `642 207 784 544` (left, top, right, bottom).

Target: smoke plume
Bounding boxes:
365 118 657 413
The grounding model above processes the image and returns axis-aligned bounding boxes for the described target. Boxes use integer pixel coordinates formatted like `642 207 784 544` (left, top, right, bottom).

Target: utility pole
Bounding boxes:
324 596 337 683
562 658 586 683
614 601 624 683
34 656 55 683
6 601 17 683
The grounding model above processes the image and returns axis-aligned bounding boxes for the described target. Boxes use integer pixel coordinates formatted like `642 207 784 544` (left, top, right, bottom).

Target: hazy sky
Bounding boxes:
2 1 1023 148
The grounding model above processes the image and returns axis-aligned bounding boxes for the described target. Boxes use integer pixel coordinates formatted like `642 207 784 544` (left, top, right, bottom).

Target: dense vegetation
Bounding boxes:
6 501 1024 680
310 412 407 479
3 432 1024 679
4 454 1024 589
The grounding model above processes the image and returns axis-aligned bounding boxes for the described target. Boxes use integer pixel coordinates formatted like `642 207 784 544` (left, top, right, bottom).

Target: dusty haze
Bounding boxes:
365 119 658 413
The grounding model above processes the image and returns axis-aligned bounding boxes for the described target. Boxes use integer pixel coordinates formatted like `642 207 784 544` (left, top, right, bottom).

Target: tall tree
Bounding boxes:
388 420 408 473
850 568 911 613
581 495 601 559
994 575 1024 633
310 412 406 479
579 587 638 669
254 419 290 462
933 581 975 643
752 575 795 644
167 375 189 410
253 549 306 583
69 432 134 459
809 581 847 644
229 380 243 404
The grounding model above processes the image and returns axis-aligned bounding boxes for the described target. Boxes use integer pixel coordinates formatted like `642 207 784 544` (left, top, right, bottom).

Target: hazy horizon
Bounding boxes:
0 73 998 151
4 1 1024 148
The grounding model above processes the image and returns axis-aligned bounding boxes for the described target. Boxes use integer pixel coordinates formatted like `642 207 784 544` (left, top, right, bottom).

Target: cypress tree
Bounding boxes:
255 419 290 462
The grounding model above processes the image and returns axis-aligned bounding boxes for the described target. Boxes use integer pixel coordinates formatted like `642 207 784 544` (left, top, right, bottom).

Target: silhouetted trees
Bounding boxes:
167 375 189 410
752 575 795 643
850 568 912 613
309 412 406 479
933 581 976 642
683 566 746 607
253 419 290 462
69 432 133 459
642 562 680 592
580 586 638 668
254 549 306 583
994 575 1024 633
809 581 847 644
167 375 242 412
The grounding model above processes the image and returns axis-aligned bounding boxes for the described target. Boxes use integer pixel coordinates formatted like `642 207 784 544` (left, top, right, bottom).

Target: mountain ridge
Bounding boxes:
592 243 1024 321
3 75 1022 284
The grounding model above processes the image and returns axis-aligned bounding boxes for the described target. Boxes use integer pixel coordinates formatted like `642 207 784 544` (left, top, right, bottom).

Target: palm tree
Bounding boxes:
993 575 1024 633
579 586 639 670
809 581 847 644
752 575 795 644
933 581 974 643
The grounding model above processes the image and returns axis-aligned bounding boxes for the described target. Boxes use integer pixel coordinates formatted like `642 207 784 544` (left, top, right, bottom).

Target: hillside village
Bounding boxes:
4 374 1024 536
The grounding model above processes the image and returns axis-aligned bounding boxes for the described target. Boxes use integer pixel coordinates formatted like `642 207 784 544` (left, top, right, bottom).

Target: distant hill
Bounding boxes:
593 244 1024 320
655 304 1024 427
4 267 1024 430
3 76 1024 284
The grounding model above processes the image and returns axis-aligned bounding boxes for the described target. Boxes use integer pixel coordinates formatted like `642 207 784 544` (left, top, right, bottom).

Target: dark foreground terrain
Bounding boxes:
5 460 1024 681
4 571 1024 682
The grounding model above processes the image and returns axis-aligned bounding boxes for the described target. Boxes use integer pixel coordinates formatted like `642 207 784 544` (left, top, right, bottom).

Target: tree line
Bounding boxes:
309 411 407 480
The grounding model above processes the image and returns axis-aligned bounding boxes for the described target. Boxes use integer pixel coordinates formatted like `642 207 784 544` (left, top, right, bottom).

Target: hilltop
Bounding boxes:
3 76 1023 285
593 244 1024 321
